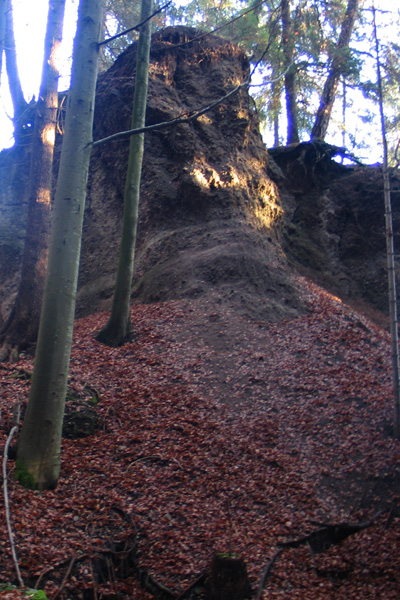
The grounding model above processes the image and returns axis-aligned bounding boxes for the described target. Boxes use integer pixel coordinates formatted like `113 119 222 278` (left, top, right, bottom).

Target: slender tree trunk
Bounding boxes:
311 0 359 141
270 76 282 147
4 0 27 142
372 2 400 438
96 0 153 347
281 0 299 145
341 78 346 156
16 0 103 491
0 0 7 88
0 0 66 359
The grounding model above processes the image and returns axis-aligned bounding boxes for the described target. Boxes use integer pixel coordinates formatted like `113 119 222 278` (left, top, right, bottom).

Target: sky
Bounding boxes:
0 0 397 162
0 0 78 149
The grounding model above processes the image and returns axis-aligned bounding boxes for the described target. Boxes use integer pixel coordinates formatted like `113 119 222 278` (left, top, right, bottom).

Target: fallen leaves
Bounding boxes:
0 276 400 599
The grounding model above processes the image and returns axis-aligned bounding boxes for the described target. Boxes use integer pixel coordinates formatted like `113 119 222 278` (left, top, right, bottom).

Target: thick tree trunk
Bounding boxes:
16 0 103 491
0 0 66 359
281 0 299 145
311 0 360 141
4 0 27 142
96 0 153 347
207 554 252 600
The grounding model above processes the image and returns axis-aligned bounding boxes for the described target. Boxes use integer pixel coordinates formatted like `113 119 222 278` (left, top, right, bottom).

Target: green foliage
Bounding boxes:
28 590 48 600
0 584 47 599
15 459 37 490
104 0 399 156
216 551 240 559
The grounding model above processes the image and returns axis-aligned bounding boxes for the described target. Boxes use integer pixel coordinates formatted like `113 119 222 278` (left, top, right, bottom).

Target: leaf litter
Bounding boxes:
0 275 399 599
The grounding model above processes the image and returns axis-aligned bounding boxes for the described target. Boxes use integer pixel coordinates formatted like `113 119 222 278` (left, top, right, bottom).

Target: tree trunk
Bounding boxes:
281 0 299 145
311 0 360 141
4 0 27 142
0 0 66 359
96 0 153 347
207 554 252 600
16 0 103 491
372 1 400 437
0 0 7 88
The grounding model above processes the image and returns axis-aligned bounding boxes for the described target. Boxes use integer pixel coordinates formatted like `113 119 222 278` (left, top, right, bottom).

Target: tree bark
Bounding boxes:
16 0 103 491
0 0 7 88
372 2 400 437
96 0 153 347
207 554 252 600
4 0 27 142
0 0 66 359
281 0 299 145
311 0 360 141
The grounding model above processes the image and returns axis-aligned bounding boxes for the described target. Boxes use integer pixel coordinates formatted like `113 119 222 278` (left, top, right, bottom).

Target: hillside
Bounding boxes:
0 280 399 599
0 26 400 600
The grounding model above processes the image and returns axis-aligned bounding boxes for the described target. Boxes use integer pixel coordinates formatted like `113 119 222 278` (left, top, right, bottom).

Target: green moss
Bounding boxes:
28 589 48 600
15 459 37 490
0 585 47 599
216 551 240 559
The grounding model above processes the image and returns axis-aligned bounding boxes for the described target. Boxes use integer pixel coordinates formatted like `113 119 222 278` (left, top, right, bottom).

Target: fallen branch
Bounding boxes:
280 514 383 554
3 425 24 587
255 548 283 600
53 557 77 600
175 572 207 600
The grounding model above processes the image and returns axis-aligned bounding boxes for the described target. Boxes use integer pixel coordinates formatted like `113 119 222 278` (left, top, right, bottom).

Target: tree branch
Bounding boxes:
92 75 251 147
255 548 283 600
99 1 172 47
3 425 24 588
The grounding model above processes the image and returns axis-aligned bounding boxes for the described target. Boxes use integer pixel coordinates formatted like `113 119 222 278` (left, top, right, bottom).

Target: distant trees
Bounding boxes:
311 0 360 141
281 0 299 144
170 0 395 151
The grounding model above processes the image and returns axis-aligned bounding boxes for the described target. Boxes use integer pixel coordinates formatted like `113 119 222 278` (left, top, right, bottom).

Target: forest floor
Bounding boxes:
1 275 400 600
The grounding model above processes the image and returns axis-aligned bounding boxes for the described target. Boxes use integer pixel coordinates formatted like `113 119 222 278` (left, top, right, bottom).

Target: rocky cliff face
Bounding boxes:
77 26 301 322
271 144 400 320
0 27 397 330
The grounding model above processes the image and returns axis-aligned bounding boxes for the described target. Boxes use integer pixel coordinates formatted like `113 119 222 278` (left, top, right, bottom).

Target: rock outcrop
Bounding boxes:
0 27 398 330
77 26 301 322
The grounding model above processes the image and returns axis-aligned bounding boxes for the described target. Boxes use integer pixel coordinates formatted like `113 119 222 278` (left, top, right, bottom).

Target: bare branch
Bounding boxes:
99 1 172 47
92 75 250 147
255 548 283 600
3 425 24 588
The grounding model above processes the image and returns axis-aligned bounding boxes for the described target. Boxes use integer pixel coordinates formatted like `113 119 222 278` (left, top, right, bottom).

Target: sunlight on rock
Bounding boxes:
253 201 283 230
191 167 210 188
197 114 212 125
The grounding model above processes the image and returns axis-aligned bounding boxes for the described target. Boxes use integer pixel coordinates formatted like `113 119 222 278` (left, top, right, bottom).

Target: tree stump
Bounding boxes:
207 553 252 600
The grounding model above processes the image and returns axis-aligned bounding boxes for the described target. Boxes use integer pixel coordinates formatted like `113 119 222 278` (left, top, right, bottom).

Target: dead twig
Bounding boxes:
3 425 24 588
255 548 283 600
90 559 98 600
175 572 207 600
280 513 383 554
53 557 76 600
